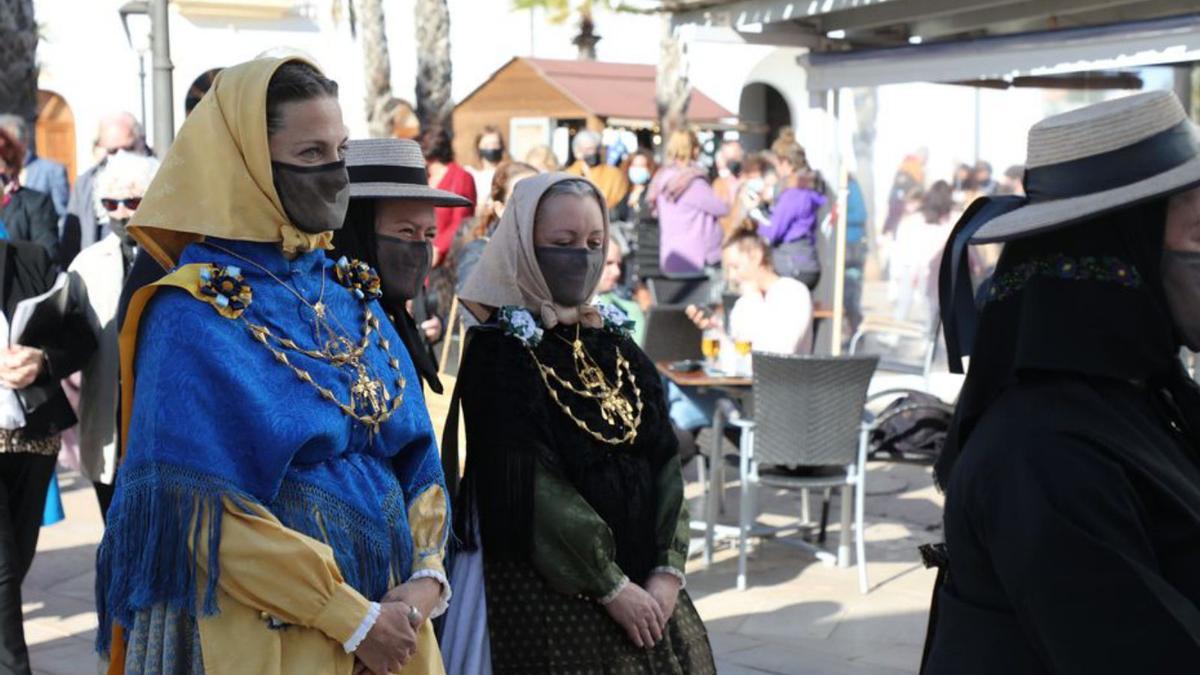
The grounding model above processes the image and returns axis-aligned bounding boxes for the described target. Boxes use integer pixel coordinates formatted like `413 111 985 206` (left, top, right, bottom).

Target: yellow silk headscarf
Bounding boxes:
128 57 334 268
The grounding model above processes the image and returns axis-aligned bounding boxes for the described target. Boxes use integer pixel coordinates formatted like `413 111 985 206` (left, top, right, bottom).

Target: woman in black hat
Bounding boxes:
333 138 473 395
924 91 1200 673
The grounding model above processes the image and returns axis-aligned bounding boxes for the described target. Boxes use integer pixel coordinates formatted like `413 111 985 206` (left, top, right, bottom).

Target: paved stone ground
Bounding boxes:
22 449 943 675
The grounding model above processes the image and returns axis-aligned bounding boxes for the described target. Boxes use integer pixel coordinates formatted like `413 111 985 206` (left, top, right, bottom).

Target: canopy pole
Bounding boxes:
829 88 848 356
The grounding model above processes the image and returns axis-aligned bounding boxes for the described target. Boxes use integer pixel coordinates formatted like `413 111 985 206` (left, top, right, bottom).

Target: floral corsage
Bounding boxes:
595 301 635 339
498 306 544 348
335 256 383 302
198 264 252 319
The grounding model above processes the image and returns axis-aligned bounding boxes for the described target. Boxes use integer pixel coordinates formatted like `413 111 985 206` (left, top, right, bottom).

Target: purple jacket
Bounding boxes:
652 166 729 274
759 187 827 247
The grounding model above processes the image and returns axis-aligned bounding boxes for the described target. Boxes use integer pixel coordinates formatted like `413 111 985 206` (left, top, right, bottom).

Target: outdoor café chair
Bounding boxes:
646 274 712 306
642 304 704 364
712 353 879 594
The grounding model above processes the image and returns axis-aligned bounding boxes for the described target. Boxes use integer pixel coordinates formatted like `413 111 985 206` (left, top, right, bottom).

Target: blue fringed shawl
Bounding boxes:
96 240 445 652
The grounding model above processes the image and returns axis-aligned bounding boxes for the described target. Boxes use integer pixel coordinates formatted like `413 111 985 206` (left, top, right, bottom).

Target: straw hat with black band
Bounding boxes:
345 138 472 206
940 90 1200 373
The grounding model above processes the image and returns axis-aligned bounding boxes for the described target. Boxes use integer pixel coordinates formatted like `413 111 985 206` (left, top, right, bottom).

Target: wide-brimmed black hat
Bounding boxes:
345 138 472 206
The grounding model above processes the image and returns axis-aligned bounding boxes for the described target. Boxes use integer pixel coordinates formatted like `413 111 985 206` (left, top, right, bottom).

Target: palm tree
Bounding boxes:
354 0 395 138
0 0 39 142
415 0 454 131
513 0 611 61
656 13 690 139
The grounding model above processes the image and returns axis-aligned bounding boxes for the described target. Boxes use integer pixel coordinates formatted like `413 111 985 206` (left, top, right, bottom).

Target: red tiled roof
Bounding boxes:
523 57 734 123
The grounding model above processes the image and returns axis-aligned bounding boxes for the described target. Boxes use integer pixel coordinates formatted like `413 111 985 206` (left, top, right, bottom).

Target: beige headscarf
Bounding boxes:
459 172 609 328
128 57 335 268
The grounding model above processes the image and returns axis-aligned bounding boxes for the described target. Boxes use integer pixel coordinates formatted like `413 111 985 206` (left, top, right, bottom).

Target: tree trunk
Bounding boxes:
656 13 689 140
573 11 600 61
0 0 39 149
357 0 394 138
414 0 453 132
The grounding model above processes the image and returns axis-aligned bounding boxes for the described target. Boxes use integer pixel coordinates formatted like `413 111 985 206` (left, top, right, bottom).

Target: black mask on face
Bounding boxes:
272 160 350 234
377 234 432 303
582 152 602 168
1163 249 1200 351
536 246 604 307
726 160 743 177
479 148 504 164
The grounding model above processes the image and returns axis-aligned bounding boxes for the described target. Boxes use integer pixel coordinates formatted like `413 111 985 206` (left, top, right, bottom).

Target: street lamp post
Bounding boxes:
118 0 174 153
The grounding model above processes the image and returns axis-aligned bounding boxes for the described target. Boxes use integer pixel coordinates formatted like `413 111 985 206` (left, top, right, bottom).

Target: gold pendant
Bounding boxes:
350 364 386 416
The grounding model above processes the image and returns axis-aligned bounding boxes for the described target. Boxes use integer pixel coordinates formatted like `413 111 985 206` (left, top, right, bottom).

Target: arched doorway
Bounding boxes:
738 82 791 153
36 90 76 182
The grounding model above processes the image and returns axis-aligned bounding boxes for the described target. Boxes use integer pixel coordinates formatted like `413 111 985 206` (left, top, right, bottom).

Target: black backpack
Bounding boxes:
868 391 954 463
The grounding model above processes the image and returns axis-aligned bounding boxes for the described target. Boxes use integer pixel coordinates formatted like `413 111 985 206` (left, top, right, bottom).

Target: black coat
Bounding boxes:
0 188 60 263
924 374 1200 673
0 241 96 439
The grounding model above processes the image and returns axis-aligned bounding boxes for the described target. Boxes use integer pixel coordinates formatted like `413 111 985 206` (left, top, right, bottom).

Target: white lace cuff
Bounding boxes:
598 576 630 606
409 568 453 619
651 566 687 589
343 601 381 653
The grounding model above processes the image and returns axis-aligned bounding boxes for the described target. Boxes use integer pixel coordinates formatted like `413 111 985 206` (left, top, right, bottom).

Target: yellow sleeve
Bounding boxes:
196 497 373 646
408 484 448 577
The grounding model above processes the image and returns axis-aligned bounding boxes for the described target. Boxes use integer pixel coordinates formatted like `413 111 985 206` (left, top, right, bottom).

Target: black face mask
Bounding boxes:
377 234 432 303
536 246 604 307
479 148 505 164
726 160 743 177
582 152 602 168
272 160 350 234
1163 249 1200 351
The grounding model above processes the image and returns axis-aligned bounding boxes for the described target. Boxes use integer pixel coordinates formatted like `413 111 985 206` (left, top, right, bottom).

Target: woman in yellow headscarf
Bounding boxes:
96 58 449 675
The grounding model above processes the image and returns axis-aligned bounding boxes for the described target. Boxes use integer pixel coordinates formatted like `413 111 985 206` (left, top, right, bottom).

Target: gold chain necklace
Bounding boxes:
206 243 405 433
529 325 643 445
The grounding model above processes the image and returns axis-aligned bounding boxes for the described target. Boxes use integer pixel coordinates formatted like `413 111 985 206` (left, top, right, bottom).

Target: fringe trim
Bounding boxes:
96 464 235 653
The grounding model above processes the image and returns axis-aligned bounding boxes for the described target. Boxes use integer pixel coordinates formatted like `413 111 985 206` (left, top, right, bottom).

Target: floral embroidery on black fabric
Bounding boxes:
335 256 383 301
596 302 635 339
988 255 1142 303
498 306 544 347
198 264 252 319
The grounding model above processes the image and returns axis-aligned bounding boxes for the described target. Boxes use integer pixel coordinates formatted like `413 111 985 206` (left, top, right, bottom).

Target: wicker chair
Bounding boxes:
715 353 879 593
642 305 704 364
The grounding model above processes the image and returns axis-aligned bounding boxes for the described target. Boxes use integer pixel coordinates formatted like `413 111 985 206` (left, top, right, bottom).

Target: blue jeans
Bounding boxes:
666 380 724 432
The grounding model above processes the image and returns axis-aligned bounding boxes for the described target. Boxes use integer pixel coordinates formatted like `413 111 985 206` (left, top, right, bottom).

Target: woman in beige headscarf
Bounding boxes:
96 58 448 675
441 172 716 674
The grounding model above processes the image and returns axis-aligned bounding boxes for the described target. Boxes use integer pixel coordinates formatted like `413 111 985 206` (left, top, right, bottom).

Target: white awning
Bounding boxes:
800 14 1200 91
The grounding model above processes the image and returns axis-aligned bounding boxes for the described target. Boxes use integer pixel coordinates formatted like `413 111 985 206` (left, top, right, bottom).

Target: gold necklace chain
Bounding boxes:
204 243 406 433
529 325 643 445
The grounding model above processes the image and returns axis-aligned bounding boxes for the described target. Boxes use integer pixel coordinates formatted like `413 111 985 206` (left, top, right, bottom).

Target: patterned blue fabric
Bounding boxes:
96 238 445 652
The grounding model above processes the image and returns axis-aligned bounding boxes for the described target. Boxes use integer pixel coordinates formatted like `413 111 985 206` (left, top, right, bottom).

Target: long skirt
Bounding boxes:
443 550 716 675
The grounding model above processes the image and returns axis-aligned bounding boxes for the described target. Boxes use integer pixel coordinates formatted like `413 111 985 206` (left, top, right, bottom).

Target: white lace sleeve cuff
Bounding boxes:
409 568 453 619
651 566 687 589
342 601 381 653
598 576 630 606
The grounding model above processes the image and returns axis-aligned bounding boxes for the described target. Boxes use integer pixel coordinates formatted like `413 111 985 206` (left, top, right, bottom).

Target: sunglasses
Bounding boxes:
101 197 142 212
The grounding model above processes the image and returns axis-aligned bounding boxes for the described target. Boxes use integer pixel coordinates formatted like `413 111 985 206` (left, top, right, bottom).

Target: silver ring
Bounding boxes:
406 604 422 626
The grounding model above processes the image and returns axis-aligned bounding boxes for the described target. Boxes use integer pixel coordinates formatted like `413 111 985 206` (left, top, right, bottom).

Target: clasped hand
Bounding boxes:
353 578 442 674
604 573 682 649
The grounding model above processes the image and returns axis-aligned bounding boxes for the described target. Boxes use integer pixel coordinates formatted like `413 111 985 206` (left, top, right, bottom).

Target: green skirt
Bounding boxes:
484 559 717 675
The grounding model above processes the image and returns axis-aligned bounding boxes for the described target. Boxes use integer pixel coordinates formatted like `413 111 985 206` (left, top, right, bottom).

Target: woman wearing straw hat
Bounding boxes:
333 138 473 395
923 90 1200 673
96 58 449 675
442 173 715 674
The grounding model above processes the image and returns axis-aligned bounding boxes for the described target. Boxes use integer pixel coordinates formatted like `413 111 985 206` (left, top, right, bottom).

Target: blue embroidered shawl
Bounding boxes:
96 239 445 650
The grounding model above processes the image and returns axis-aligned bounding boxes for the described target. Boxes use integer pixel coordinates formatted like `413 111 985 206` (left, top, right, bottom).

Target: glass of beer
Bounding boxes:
701 330 721 366
734 339 752 357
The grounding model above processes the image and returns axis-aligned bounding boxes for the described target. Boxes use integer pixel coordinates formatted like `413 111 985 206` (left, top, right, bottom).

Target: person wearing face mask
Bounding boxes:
441 174 716 675
468 125 507 207
565 129 629 212
711 139 745 234
333 137 474 395
0 127 60 261
923 91 1200 674
95 59 450 675
63 151 158 521
650 129 729 276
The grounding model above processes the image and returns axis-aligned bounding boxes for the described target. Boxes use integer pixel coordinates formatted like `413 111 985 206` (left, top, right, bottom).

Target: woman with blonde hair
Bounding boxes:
649 129 728 276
